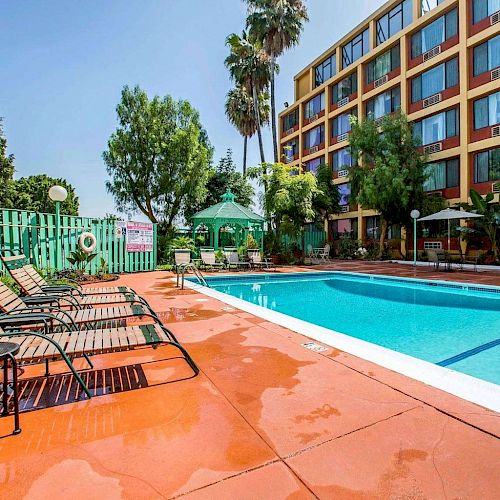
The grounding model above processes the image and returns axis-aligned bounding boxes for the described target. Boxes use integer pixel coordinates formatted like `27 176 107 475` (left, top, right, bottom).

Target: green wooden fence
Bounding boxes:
0 209 157 274
281 230 326 250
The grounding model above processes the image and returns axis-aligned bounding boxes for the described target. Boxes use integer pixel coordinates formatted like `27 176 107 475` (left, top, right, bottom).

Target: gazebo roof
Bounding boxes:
191 189 264 224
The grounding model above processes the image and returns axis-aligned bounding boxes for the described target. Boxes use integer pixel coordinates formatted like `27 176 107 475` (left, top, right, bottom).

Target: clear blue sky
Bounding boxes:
0 0 385 217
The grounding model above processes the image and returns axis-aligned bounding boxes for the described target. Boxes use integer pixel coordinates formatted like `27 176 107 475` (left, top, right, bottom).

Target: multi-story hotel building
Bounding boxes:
278 0 499 248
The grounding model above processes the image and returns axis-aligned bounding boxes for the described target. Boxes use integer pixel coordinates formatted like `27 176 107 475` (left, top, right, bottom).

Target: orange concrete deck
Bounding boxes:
0 264 499 499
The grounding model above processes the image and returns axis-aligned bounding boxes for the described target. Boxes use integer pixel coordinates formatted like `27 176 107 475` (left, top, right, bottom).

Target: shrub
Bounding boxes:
336 237 359 259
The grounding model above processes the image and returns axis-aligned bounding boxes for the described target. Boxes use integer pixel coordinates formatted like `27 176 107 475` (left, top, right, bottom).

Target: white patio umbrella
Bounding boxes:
418 208 483 251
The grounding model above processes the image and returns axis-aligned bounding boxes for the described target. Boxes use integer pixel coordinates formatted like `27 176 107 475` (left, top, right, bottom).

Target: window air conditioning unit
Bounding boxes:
285 156 294 164
374 74 389 88
337 97 349 108
423 142 443 154
433 190 443 196
423 93 442 108
491 68 500 81
492 182 500 193
337 169 349 178
285 128 295 136
337 133 348 142
491 125 500 138
340 206 349 213
423 45 441 62
424 241 442 250
309 145 319 153
491 11 500 25
311 113 319 121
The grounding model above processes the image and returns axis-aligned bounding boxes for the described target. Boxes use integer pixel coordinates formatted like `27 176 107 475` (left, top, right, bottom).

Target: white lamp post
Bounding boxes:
48 185 68 268
410 209 420 266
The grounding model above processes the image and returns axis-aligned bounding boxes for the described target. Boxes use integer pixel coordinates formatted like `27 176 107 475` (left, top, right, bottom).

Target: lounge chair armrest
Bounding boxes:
42 285 84 297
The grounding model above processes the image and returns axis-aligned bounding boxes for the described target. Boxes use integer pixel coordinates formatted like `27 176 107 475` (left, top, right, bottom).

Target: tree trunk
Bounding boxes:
378 218 388 259
243 135 248 176
252 84 266 165
270 56 278 164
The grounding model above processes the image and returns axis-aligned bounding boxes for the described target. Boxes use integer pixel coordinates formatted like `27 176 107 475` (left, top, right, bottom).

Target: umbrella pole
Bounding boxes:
447 219 450 251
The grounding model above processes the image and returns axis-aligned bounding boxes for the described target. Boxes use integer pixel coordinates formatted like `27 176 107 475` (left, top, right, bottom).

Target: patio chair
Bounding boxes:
174 249 191 273
317 244 331 261
427 250 446 271
0 254 137 297
247 249 275 270
0 319 199 399
224 248 251 271
306 244 314 258
199 248 225 271
0 280 163 331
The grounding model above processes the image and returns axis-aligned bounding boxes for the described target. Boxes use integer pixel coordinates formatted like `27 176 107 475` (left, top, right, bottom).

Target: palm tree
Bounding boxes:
246 0 309 163
225 86 270 175
225 31 273 164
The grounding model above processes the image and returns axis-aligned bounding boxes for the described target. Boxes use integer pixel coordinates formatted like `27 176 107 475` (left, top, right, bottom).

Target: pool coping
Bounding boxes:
181 271 500 413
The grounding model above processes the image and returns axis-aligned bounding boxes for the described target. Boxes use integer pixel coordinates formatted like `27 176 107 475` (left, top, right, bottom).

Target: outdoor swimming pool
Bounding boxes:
198 272 500 386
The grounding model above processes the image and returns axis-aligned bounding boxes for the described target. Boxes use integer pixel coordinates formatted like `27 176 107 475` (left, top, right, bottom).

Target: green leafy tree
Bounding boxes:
313 162 341 226
0 118 15 208
249 162 319 238
459 187 500 258
246 0 308 163
225 85 269 175
8 174 79 215
103 85 213 231
348 112 427 258
185 149 254 221
225 31 273 165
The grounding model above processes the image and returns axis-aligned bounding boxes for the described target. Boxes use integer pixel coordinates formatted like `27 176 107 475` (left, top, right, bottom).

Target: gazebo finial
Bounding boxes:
221 188 235 203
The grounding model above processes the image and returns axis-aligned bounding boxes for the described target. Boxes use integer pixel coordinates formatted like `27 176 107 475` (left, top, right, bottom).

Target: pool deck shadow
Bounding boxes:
0 264 498 499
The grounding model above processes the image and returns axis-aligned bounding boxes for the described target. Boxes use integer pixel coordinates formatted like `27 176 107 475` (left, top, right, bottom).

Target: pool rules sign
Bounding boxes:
115 221 154 252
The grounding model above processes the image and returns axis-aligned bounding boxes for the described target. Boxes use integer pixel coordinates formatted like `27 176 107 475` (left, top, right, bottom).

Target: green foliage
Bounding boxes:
348 112 427 257
336 237 360 259
0 118 15 208
458 187 500 258
184 149 254 221
67 248 97 272
164 236 196 264
98 257 108 275
313 162 341 223
249 162 319 239
103 85 213 230
6 174 79 215
263 231 283 255
0 272 20 294
245 233 259 249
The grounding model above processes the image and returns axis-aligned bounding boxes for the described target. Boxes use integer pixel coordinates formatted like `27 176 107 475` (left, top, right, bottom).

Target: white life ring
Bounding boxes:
79 232 97 254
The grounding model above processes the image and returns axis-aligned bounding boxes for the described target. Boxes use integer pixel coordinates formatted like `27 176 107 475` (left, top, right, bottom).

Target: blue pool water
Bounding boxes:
200 272 500 385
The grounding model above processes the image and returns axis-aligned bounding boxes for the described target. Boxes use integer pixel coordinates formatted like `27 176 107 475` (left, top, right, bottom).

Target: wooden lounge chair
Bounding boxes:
224 248 251 271
0 321 199 398
1 254 136 296
0 281 161 331
199 248 225 271
247 249 275 270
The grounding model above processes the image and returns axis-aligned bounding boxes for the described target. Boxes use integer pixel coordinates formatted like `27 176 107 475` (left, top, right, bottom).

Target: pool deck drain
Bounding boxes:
0 264 498 499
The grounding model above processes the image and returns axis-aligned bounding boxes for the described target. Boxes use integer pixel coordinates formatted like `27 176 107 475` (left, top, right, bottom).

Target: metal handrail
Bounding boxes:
177 263 208 289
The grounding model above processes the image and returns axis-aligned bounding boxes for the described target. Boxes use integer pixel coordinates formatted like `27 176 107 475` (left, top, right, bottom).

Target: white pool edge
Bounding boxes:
181 276 500 413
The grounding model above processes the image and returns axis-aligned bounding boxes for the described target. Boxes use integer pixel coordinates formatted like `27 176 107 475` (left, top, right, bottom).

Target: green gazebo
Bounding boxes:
191 189 265 251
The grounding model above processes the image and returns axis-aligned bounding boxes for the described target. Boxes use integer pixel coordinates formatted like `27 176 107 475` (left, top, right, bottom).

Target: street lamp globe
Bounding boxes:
48 185 68 202
410 209 420 219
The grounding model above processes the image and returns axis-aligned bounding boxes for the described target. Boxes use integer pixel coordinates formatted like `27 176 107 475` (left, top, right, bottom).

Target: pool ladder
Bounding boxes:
177 263 209 289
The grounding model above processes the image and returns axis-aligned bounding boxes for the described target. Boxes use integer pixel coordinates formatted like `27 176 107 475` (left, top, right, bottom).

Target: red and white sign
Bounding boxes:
116 221 153 252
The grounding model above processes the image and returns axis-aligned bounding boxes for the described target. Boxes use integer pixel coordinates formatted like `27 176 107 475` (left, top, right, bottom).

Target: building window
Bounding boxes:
366 87 401 120
365 216 380 239
332 148 353 171
304 125 325 150
283 109 298 131
411 57 458 103
332 109 358 137
473 91 500 129
423 159 459 191
411 8 458 59
366 44 400 84
473 34 500 77
304 157 322 174
421 0 445 15
304 93 325 120
314 53 336 88
331 218 358 239
338 183 351 206
342 28 370 69
376 0 412 45
473 0 500 24
332 72 357 103
474 147 500 183
413 108 459 145
283 139 298 161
